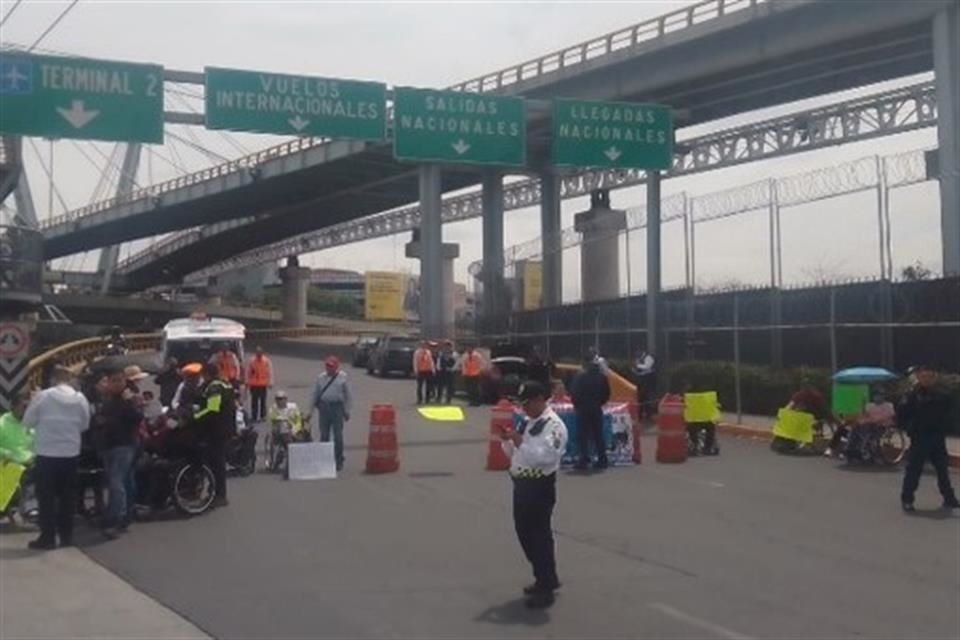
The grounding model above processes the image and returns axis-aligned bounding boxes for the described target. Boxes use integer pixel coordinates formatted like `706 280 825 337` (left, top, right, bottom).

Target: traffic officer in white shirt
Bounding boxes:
501 380 568 609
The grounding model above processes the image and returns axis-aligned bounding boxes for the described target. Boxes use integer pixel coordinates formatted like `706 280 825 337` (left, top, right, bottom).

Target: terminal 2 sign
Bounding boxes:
0 52 673 171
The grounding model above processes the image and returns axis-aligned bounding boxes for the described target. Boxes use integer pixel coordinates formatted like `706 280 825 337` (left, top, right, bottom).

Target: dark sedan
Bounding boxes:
367 335 418 377
351 335 381 368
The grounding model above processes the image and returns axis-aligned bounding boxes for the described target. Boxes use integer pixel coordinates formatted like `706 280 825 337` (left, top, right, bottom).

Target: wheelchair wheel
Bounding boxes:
172 463 215 515
878 427 908 466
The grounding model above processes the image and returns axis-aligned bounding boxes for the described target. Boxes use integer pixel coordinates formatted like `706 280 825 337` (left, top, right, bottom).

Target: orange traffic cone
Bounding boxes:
656 394 687 463
486 399 514 471
366 404 399 474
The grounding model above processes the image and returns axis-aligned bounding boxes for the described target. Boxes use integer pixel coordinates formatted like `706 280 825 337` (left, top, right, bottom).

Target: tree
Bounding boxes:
900 261 933 282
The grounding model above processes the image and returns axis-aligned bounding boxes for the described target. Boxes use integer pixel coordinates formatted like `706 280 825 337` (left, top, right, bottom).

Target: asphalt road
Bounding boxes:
77 345 960 640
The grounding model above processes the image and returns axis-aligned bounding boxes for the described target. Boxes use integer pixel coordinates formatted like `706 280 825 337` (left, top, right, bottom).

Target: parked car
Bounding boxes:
351 335 381 368
480 356 529 404
367 335 418 377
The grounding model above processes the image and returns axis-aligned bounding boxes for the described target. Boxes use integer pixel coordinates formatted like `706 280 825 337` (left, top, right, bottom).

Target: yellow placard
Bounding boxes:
772 408 816 444
522 261 542 311
0 462 25 512
364 271 405 321
418 407 466 422
683 392 720 423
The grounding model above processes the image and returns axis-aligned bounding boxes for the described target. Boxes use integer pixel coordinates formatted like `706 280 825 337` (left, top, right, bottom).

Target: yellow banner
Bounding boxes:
683 391 720 423
522 261 542 311
0 462 25 512
772 408 816 444
365 271 405 321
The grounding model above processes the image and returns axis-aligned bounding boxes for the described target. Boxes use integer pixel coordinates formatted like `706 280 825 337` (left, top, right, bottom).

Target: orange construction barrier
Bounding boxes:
629 402 643 464
486 399 514 471
366 404 399 474
656 394 687 463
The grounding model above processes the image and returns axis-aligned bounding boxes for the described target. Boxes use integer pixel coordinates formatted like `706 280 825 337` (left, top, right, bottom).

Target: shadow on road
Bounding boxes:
905 508 958 521
474 598 550 627
833 463 902 474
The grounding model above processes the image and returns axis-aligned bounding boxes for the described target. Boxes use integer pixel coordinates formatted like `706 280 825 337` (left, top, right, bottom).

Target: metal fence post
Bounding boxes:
829 286 838 372
734 292 743 424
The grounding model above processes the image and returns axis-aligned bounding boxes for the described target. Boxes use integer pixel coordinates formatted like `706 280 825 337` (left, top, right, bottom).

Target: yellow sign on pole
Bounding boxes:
522 261 542 311
364 271 404 320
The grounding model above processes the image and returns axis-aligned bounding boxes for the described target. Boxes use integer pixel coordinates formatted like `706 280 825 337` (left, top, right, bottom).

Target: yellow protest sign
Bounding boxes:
772 408 816 444
418 406 466 422
683 392 720 423
0 462 25 512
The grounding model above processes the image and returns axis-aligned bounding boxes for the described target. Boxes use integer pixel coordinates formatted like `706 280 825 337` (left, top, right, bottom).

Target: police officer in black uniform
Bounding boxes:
194 363 236 508
899 364 959 512
501 381 569 609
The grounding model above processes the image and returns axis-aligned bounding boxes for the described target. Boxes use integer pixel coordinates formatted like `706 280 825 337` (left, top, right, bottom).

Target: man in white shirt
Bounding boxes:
22 366 91 550
501 381 568 609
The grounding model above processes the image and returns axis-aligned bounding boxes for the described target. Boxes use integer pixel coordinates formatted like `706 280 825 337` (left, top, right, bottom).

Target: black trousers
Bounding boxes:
34 455 78 544
513 475 558 589
416 373 432 403
901 435 956 503
636 374 656 419
250 386 268 422
465 376 481 405
576 408 606 463
436 371 454 404
206 438 228 500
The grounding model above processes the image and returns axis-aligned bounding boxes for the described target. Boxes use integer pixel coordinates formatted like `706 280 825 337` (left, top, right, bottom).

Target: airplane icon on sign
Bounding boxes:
0 61 33 94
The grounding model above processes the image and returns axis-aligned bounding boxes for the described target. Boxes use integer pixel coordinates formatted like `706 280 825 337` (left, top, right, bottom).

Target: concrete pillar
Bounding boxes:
934 5 960 275
574 190 626 303
481 171 504 318
279 262 310 328
647 172 662 359
417 165 445 337
540 170 562 307
407 239 460 338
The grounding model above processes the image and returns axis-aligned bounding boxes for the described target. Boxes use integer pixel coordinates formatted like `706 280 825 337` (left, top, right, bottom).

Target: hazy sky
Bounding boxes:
0 0 943 300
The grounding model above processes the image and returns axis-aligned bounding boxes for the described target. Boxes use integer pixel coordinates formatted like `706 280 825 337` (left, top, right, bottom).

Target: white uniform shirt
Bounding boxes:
22 384 91 458
502 407 568 478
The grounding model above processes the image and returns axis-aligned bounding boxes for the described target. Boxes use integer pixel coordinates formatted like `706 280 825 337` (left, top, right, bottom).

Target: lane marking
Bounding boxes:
648 602 756 640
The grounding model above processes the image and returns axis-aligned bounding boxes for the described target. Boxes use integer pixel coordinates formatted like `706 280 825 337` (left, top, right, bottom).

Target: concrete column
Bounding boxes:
574 190 626 302
407 240 460 339
647 172 662 359
540 170 562 307
279 263 311 328
934 5 960 276
481 171 504 317
417 165 445 337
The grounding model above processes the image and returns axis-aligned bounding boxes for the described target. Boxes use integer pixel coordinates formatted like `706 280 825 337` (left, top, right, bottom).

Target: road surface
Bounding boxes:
73 344 960 640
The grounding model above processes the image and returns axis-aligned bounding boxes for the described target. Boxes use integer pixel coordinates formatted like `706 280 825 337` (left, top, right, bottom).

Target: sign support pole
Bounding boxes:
419 164 444 338
540 169 562 308
481 170 504 319
646 170 662 379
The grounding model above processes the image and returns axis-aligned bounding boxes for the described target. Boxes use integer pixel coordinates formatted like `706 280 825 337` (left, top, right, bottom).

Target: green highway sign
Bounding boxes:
552 99 673 170
204 67 386 140
393 87 525 166
0 53 163 143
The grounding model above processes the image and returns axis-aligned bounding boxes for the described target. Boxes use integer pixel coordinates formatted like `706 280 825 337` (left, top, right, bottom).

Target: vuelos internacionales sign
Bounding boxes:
0 52 675 171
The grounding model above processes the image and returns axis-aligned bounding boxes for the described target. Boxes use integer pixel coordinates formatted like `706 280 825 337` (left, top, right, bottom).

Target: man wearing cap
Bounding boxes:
899 364 959 512
171 363 204 417
307 356 352 471
194 363 236 507
501 381 568 609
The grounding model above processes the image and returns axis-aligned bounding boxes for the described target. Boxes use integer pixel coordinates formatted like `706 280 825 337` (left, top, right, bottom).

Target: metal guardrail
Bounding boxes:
40 0 765 232
24 327 352 391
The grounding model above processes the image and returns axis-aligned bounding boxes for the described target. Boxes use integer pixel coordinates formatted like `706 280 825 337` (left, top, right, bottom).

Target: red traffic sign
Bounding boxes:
0 323 29 360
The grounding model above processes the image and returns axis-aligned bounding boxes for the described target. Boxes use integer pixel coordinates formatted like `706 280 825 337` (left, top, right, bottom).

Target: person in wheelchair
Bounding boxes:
843 392 895 461
266 391 308 470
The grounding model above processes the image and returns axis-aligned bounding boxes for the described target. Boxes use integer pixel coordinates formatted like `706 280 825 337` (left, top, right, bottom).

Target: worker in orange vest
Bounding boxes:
413 341 436 405
246 346 274 423
457 346 485 406
210 346 241 384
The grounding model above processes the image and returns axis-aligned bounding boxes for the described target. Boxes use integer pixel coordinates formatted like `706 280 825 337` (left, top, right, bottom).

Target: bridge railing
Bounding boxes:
25 327 352 392
40 0 767 234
